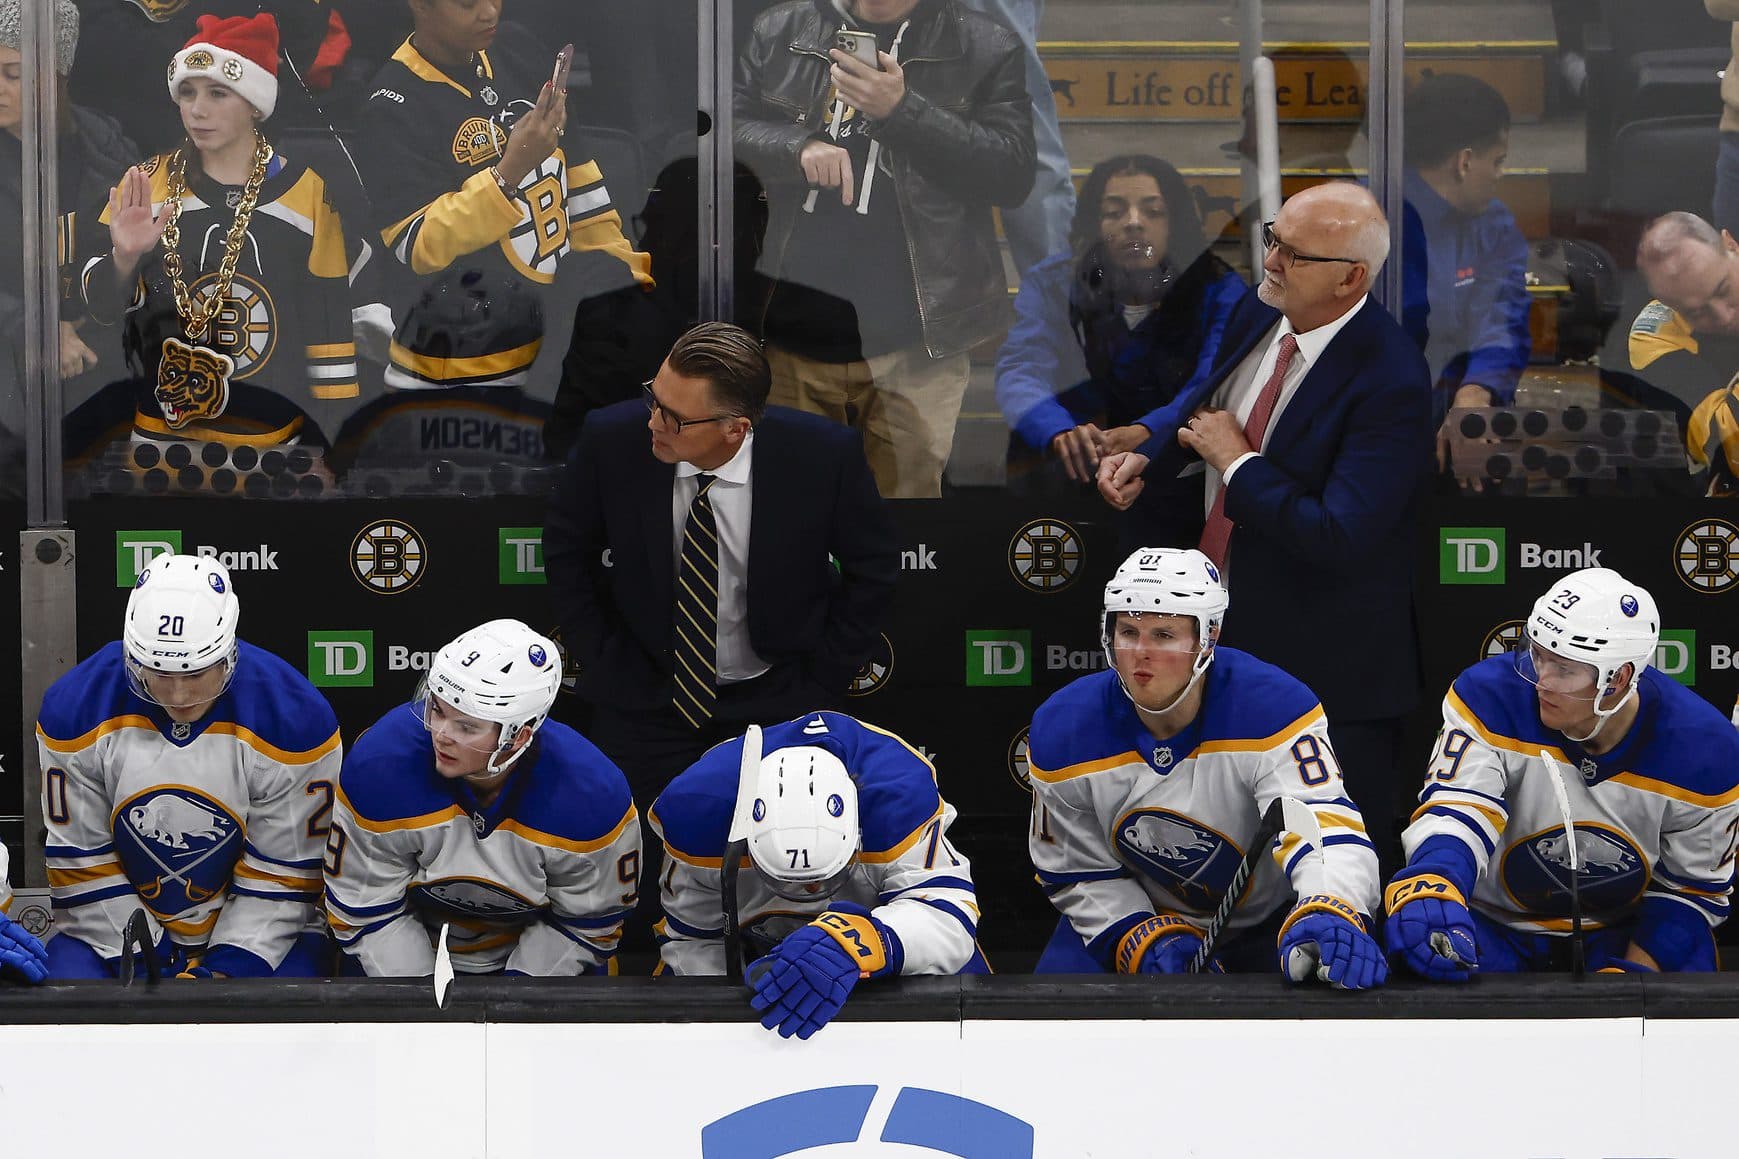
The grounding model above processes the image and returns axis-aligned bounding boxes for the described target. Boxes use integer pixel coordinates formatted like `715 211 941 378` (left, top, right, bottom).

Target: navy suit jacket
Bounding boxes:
1144 289 1433 722
543 401 899 712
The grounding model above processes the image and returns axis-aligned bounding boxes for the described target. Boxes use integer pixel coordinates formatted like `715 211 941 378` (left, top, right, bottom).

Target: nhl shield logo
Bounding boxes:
1580 757 1599 783
351 520 427 594
1151 746 1175 770
1008 518 1083 593
1674 519 1739 593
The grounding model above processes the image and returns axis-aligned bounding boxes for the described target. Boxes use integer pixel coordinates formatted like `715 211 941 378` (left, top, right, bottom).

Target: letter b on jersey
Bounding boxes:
309 631 374 687
965 630 1032 686
1440 527 1505 584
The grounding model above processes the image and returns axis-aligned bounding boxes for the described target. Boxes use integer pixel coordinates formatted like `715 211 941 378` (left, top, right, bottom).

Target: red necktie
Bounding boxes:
1198 332 1300 568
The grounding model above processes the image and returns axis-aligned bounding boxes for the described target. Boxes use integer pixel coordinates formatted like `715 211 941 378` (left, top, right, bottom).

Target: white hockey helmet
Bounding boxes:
746 746 860 902
1520 567 1659 738
122 553 240 703
416 619 562 774
1101 547 1228 679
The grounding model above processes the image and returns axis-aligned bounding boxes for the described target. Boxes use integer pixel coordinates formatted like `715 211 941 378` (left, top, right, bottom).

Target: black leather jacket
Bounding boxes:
734 0 1036 357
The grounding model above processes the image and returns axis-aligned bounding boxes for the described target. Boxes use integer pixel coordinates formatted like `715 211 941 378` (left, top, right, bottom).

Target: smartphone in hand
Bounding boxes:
551 43 574 90
834 29 881 70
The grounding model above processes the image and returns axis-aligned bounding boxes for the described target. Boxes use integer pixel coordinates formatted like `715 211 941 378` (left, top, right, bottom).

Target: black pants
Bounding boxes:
1326 716 1409 883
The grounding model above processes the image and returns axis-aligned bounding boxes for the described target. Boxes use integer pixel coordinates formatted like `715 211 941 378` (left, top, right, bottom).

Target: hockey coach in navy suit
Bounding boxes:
544 322 899 805
1098 182 1433 872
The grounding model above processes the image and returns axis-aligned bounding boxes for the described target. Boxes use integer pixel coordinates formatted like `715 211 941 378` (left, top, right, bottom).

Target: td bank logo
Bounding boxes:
1440 527 1505 585
499 527 545 585
966 630 1032 687
1656 629 1697 686
309 631 374 688
116 530 183 586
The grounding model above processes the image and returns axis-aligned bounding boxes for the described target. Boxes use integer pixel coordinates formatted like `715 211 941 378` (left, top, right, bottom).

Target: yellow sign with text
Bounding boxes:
1044 54 1544 122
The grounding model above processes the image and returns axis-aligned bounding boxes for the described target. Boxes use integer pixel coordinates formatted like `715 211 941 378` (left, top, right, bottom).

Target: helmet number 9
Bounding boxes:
460 650 481 667
1550 590 1581 611
158 614 185 636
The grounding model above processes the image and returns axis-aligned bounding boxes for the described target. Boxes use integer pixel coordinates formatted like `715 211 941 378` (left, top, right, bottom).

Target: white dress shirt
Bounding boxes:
672 431 769 684
1204 294 1369 516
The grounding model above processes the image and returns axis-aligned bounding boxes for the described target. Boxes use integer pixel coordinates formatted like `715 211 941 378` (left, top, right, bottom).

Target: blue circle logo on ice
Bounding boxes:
113 786 244 917
1498 823 1648 916
1113 807 1243 912
702 1085 1033 1158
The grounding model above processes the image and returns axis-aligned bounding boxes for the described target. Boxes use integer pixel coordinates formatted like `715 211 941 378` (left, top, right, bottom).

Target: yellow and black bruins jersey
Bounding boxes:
77 147 365 449
357 31 652 390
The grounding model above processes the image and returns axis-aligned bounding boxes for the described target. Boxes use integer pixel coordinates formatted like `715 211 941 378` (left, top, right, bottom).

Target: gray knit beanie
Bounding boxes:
0 0 81 77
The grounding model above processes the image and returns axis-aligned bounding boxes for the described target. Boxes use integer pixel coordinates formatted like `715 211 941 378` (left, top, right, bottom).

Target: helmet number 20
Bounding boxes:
158 615 185 636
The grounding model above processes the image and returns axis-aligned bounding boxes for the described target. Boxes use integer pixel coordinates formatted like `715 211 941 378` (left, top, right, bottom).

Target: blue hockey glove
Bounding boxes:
1278 896 1387 989
748 908 897 1040
1384 873 1478 982
1115 914 1208 975
0 911 49 984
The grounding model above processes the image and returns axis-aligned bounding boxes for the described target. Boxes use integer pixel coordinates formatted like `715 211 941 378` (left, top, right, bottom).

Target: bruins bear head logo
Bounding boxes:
155 336 235 429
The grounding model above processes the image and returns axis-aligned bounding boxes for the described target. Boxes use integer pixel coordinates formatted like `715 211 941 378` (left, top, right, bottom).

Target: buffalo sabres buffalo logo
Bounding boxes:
412 878 540 926
1499 823 1647 916
155 336 235 429
1114 808 1244 912
743 912 816 962
113 787 243 918
452 117 509 167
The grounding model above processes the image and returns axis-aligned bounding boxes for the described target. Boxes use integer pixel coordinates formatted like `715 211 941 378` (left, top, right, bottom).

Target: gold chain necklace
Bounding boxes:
159 131 271 341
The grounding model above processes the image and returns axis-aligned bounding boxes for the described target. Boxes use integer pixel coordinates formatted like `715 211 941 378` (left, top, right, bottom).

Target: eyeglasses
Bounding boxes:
1262 221 1359 268
643 383 736 432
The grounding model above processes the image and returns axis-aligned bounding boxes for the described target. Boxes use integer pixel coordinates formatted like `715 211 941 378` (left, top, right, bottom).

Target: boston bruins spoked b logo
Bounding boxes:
847 632 894 696
1674 519 1739 593
1009 518 1083 593
1499 823 1647 916
352 520 427 594
1481 619 1525 661
1008 726 1032 792
1113 807 1244 912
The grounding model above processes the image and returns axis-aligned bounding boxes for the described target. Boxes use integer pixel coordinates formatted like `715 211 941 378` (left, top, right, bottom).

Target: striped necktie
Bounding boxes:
1199 332 1299 569
673 473 720 727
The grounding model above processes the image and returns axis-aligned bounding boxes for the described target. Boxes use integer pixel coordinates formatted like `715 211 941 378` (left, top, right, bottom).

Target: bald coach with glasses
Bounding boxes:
544 322 898 807
1096 183 1433 874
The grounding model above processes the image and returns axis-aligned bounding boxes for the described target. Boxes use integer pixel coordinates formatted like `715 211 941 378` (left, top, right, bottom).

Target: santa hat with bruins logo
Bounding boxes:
168 12 280 120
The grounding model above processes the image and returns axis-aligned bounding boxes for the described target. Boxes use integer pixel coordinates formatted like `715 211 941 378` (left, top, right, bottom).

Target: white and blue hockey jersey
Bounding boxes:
35 641 340 975
1027 649 1380 969
649 712 981 977
324 705 640 977
1401 657 1739 943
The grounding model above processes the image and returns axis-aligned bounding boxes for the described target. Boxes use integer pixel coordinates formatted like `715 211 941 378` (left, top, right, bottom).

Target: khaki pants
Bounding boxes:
766 344 971 499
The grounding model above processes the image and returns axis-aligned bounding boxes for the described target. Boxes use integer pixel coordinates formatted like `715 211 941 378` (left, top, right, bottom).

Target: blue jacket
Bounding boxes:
995 249 1246 450
1140 289 1433 721
1400 170 1532 423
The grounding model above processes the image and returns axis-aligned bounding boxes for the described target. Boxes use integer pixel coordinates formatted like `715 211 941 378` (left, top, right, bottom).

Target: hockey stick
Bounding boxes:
433 921 455 1009
1190 796 1286 973
1275 798 1334 981
722 724 763 982
1540 748 1586 979
117 907 161 987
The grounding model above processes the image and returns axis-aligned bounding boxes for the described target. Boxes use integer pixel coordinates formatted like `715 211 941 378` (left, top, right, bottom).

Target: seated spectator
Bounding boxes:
0 0 135 494
1027 548 1384 988
71 13 373 468
35 553 340 978
735 0 1035 498
325 619 640 977
995 153 1242 543
1401 73 1531 432
1386 568 1739 979
651 711 984 1038
1634 211 1739 492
